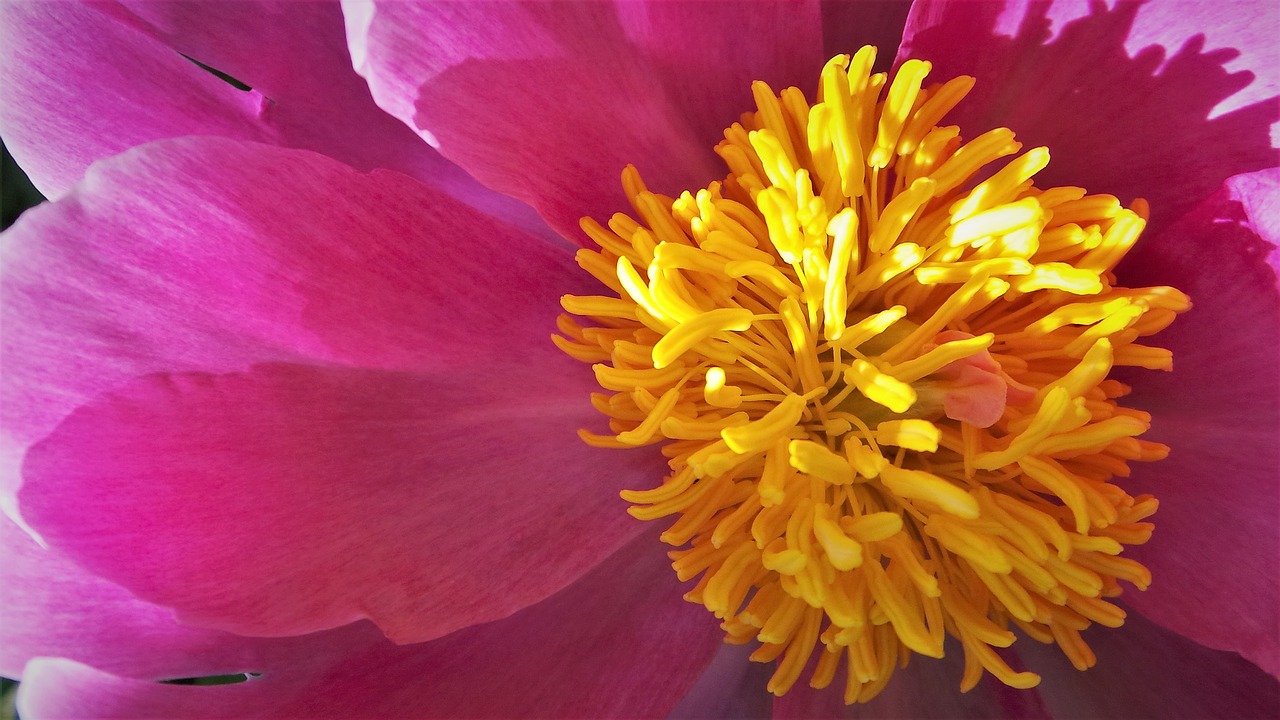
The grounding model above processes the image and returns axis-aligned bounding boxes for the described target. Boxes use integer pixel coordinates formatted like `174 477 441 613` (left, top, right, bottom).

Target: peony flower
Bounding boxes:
1 0 1277 717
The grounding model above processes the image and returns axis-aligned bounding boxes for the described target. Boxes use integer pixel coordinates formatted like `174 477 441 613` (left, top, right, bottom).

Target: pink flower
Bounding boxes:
1 0 1277 717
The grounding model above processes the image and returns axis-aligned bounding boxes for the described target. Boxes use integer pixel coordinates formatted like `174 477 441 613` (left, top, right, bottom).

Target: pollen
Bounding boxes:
555 46 1187 703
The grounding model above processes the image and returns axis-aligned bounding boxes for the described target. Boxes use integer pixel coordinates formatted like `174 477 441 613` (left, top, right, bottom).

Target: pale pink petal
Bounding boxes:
0 0 541 233
1120 0 1276 116
1113 169 1280 676
1015 609 1280 719
16 533 722 719
2 135 585 492
773 641 1051 719
342 0 826 243
897 0 1278 231
1235 164 1280 275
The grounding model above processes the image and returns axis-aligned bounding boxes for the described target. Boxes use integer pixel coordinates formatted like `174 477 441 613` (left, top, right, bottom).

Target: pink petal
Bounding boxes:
16 532 722 719
0 0 540 233
0 0 268 196
2 482 388 686
1111 169 1280 677
897 0 1278 231
1235 165 1280 275
2 135 583 493
342 0 827 243
1015 609 1280 719
669 643 774 720
773 641 1051 719
609 1 824 152
1121 0 1277 117
0 513 337 681
821 0 913 69
7 136 659 640
19 355 662 644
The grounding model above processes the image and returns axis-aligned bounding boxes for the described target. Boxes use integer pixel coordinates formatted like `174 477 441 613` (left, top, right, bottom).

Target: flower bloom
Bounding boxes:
1 1 1277 718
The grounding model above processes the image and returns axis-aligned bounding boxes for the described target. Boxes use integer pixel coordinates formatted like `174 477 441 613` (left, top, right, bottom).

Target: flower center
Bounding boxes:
556 46 1188 704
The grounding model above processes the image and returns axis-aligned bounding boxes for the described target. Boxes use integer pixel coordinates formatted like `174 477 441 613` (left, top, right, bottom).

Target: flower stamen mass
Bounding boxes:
555 46 1188 703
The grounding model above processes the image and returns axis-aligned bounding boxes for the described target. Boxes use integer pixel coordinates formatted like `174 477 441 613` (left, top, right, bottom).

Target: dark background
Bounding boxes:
3 141 43 230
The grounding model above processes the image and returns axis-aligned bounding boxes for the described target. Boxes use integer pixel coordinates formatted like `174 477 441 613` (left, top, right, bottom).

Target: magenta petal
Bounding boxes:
3 478 392 685
1112 169 1280 677
17 533 721 719
609 1 825 152
334 530 721 718
669 643 774 720
5 136 658 640
19 359 663 642
343 0 826 243
821 0 913 71
897 0 1278 230
18 659 220 720
96 1 458 184
0 0 269 197
2 136 582 494
105 0 546 235
0 0 541 233
0 513 312 681
1016 610 1280 719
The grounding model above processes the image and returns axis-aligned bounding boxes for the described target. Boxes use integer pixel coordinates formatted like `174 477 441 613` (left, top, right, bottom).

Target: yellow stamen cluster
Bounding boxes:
555 46 1188 703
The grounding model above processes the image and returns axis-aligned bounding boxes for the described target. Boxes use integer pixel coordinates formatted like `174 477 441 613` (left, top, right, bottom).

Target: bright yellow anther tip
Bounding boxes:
875 419 941 453
844 360 917 414
881 465 980 519
789 439 856 486
813 511 863 571
762 543 808 575
722 394 806 454
846 512 904 543
651 307 753 368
